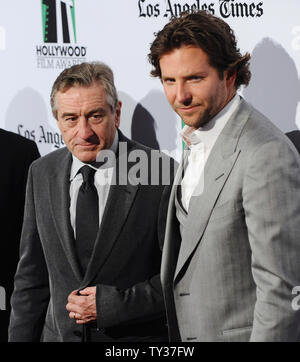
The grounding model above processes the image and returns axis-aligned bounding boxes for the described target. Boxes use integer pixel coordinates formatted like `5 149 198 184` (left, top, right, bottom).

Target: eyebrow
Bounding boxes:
162 71 208 81
86 108 107 117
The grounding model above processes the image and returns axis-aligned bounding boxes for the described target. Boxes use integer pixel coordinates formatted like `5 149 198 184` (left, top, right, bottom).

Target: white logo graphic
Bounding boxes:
291 286 300 311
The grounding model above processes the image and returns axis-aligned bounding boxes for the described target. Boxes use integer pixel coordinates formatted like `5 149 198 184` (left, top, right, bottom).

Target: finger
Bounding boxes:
67 291 80 303
69 311 83 320
67 305 91 320
66 302 83 314
78 289 90 296
69 311 76 319
76 316 95 324
79 287 96 296
68 292 87 305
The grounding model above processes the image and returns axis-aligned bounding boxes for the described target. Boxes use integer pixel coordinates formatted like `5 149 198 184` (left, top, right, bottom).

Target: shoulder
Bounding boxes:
120 130 176 164
0 128 38 151
119 130 154 153
118 130 178 183
234 102 300 176
0 129 40 166
238 101 298 157
31 146 70 173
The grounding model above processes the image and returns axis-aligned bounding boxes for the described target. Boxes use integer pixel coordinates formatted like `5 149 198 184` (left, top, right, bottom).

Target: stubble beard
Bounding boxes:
180 106 213 130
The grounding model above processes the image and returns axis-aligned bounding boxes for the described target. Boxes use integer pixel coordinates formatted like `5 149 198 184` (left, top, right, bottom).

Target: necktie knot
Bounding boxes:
80 165 96 189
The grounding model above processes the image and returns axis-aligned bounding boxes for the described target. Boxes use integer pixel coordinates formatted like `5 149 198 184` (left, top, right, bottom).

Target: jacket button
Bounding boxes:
73 330 82 338
97 328 106 333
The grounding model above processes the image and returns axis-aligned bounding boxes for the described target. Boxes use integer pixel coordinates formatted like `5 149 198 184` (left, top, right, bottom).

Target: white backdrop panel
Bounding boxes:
0 0 299 159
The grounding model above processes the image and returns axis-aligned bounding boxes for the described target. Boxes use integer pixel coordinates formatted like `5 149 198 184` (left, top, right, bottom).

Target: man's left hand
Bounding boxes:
66 287 97 324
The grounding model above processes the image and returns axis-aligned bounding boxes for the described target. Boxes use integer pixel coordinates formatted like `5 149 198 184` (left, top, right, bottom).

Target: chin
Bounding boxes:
183 114 211 129
75 152 97 164
182 118 202 129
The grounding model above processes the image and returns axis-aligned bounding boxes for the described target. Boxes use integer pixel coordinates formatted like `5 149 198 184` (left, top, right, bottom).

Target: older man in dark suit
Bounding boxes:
0 129 40 341
9 62 175 342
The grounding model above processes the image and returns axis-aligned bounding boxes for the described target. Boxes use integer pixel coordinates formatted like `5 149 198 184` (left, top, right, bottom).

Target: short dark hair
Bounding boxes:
148 10 251 89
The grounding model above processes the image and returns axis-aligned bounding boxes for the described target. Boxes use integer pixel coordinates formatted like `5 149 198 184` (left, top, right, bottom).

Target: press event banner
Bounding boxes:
0 0 300 163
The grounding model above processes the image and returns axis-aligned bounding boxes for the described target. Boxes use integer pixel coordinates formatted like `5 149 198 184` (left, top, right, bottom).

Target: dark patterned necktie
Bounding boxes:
75 165 99 274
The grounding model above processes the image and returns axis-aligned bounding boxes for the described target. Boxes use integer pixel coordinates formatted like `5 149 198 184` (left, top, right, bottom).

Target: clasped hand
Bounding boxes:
66 286 97 324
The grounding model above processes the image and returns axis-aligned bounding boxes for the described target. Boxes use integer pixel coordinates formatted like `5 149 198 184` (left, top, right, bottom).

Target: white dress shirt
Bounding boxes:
69 130 118 237
180 94 241 211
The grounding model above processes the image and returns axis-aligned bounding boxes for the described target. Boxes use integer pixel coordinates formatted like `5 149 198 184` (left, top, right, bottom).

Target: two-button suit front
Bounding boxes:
162 99 300 342
9 131 174 342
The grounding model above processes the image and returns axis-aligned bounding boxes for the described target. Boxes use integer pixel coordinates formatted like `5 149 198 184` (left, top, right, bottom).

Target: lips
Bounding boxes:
178 105 201 113
76 143 97 148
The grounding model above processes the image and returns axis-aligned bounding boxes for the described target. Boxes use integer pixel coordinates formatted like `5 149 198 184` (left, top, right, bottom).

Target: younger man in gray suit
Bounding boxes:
148 11 300 341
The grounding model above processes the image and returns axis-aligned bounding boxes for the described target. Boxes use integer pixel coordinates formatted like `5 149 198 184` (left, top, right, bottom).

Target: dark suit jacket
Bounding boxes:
9 131 175 342
0 129 40 342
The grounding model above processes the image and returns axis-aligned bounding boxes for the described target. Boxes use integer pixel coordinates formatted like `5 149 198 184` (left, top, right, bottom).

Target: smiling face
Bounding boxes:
56 81 121 163
159 45 236 129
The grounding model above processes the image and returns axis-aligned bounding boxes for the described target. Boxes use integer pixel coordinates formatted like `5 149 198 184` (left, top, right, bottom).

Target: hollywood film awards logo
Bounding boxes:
36 0 87 70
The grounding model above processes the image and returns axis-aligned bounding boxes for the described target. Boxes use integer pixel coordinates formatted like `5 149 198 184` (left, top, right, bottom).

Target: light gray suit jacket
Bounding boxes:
161 99 300 342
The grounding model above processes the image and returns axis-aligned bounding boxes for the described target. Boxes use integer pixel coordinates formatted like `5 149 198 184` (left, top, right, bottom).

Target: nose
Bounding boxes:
77 118 94 140
176 83 192 106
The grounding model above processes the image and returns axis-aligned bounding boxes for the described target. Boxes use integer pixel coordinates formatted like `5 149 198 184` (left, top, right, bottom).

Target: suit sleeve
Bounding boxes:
19 141 40 212
8 164 50 342
95 177 174 329
243 139 300 341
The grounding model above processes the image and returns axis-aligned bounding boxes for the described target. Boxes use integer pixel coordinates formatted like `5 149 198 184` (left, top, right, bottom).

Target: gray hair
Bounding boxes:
50 61 118 118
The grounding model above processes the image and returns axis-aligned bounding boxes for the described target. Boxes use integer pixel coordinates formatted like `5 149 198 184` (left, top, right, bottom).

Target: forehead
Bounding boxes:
159 46 212 76
56 82 108 111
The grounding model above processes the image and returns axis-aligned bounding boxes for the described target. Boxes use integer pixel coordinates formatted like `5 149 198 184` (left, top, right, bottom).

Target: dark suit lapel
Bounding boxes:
174 98 252 282
81 135 139 286
48 149 83 282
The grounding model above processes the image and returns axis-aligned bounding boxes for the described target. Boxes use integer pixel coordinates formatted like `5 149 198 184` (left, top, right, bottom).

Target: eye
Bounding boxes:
162 78 175 85
64 116 78 124
62 116 78 127
187 75 204 82
89 114 103 123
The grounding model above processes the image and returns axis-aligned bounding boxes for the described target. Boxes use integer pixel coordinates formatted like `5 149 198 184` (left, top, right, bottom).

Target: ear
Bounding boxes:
114 100 122 128
225 70 237 89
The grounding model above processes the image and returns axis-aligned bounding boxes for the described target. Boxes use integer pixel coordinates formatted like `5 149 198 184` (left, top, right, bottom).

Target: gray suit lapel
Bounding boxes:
161 148 188 286
49 149 83 282
174 98 252 282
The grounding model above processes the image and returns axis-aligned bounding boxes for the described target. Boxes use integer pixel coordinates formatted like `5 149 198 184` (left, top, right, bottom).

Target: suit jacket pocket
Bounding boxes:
219 325 252 342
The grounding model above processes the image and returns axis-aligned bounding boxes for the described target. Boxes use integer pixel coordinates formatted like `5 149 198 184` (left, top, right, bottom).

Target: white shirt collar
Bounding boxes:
70 129 119 181
180 94 241 149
